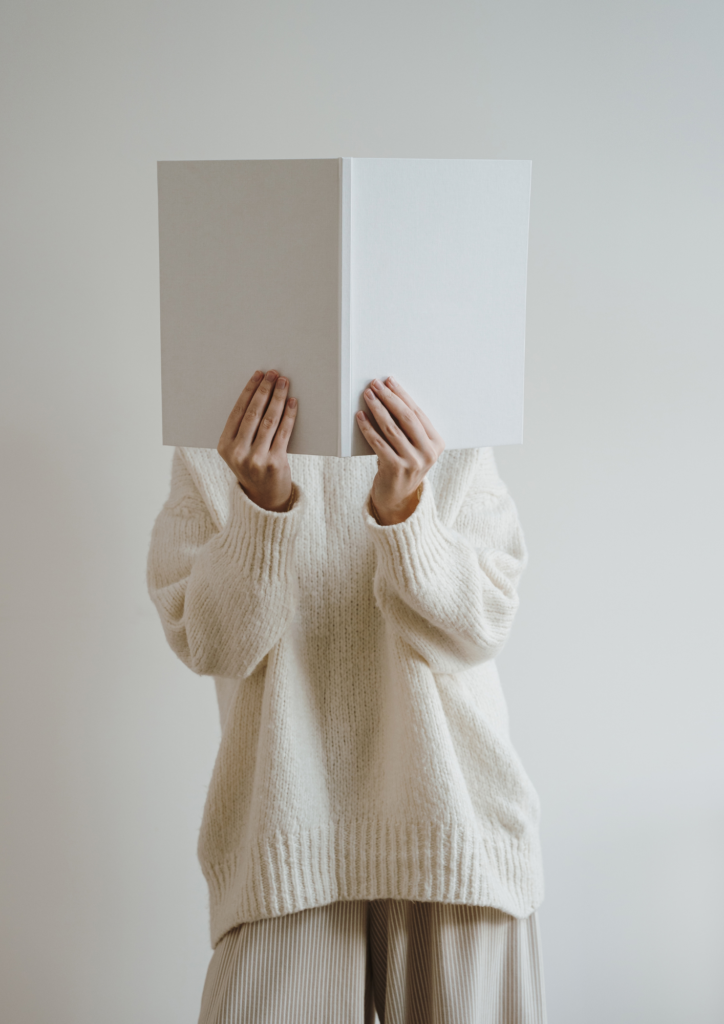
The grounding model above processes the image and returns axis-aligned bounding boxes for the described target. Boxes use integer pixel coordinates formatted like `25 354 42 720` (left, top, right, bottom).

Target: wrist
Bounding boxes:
239 481 296 513
369 485 422 526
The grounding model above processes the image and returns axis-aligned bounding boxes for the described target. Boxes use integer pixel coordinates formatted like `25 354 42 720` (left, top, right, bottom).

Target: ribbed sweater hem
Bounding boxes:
200 818 545 948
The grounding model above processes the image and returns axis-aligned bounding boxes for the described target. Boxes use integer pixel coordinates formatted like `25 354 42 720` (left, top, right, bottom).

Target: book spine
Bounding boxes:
338 157 352 457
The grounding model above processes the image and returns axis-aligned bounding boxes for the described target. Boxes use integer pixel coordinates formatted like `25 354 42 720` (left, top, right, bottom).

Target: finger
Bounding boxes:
269 395 298 455
219 370 264 448
383 376 444 448
367 379 435 457
355 409 400 465
363 385 419 460
250 374 290 454
235 369 279 446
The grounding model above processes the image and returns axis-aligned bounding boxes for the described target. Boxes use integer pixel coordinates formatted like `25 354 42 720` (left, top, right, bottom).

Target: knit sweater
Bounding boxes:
146 444 544 948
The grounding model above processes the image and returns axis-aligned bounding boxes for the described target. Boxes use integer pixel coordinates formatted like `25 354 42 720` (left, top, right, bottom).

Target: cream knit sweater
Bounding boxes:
146 444 544 948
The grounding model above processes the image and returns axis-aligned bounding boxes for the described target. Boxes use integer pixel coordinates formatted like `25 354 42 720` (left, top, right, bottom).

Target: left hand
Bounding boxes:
356 376 445 525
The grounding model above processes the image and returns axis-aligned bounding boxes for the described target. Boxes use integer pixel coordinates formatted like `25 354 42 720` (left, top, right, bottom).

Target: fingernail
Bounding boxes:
371 378 381 390
365 388 375 399
357 410 365 419
277 377 287 388
387 376 396 386
266 370 276 381
252 370 262 381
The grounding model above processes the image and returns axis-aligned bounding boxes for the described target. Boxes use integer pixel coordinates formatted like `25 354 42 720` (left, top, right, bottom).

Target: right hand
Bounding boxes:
217 369 298 512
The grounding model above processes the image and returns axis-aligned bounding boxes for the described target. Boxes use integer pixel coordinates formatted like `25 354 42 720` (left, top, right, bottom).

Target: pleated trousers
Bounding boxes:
198 899 547 1024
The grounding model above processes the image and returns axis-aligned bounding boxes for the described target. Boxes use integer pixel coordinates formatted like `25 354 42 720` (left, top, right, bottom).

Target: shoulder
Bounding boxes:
175 447 238 532
429 447 505 523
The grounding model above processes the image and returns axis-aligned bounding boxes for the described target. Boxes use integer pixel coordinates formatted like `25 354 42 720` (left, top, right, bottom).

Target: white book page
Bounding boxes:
348 158 530 456
158 159 340 453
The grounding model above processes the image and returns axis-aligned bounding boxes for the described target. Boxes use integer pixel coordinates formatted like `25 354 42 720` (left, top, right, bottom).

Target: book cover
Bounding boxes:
158 157 531 456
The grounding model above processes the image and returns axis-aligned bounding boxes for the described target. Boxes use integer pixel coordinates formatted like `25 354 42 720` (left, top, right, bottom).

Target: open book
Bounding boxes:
157 157 531 456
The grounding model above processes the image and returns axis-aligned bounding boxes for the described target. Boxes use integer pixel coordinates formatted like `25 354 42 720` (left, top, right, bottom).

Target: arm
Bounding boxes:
364 447 528 674
146 447 305 679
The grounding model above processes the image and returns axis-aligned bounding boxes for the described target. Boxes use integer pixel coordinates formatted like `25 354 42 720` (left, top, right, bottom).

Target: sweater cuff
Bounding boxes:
362 476 452 589
219 479 306 581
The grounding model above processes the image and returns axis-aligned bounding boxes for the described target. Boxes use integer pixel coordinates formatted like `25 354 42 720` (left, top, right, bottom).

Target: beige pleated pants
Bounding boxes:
198 900 547 1024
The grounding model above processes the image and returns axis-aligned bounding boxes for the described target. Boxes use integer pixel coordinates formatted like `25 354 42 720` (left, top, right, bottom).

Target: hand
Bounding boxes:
356 376 445 525
217 369 298 512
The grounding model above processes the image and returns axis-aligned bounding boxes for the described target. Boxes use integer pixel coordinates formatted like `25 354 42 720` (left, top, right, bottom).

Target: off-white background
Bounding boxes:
1 2 722 1022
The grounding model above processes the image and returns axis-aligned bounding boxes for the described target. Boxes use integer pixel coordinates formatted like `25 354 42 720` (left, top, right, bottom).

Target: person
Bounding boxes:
146 368 547 1023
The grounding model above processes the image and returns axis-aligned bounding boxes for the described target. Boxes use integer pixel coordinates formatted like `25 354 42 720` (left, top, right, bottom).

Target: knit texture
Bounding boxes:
147 446 544 948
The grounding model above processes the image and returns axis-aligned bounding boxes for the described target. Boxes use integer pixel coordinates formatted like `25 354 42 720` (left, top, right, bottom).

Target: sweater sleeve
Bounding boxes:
146 448 306 679
363 449 528 674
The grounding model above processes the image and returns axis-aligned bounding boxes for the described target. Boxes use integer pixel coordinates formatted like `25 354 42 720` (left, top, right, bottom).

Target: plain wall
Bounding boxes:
1 1 722 1021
